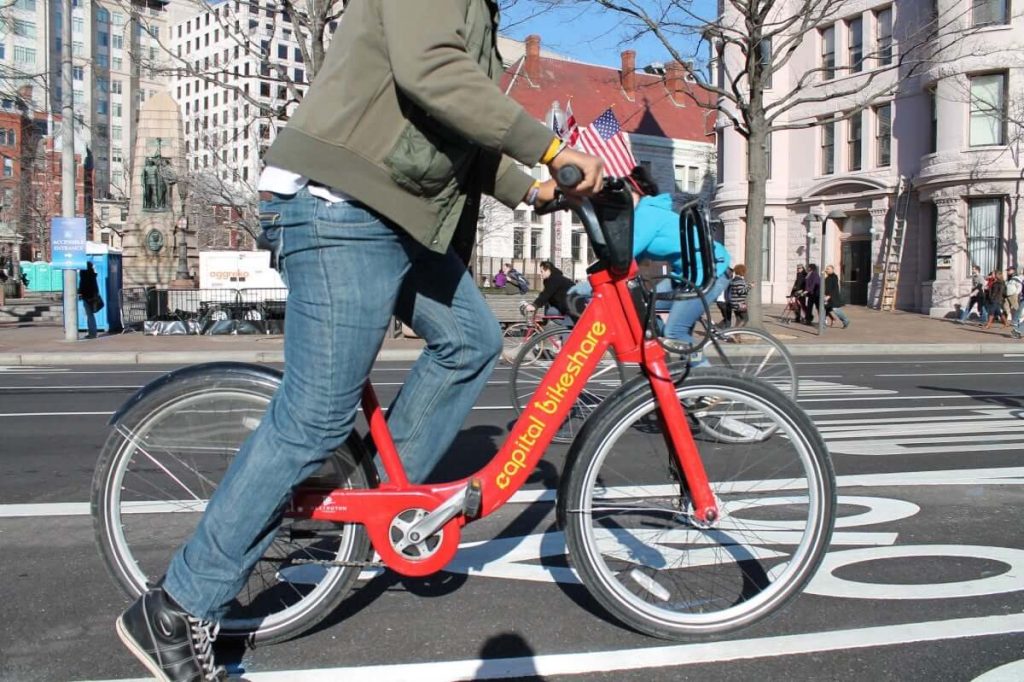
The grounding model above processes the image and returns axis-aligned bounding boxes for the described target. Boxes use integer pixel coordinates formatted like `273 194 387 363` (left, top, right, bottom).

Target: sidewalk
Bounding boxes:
0 302 1019 365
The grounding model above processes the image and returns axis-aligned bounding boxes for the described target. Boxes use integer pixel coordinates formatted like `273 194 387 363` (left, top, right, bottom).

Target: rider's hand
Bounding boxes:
548 147 604 196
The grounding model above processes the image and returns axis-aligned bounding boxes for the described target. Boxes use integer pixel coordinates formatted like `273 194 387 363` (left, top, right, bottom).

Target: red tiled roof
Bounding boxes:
501 53 714 142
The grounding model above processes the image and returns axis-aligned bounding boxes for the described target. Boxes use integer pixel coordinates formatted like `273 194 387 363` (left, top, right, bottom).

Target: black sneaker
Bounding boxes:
116 586 225 682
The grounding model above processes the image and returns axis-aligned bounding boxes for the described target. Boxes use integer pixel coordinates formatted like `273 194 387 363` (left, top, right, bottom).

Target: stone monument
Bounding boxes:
122 92 196 288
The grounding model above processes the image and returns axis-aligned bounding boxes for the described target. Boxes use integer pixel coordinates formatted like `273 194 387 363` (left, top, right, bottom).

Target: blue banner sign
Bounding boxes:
51 217 88 270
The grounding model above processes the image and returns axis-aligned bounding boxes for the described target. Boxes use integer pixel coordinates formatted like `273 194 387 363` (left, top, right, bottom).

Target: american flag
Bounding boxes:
578 107 636 177
564 101 580 147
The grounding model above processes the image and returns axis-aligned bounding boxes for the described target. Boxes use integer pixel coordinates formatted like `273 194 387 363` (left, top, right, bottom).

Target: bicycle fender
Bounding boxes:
108 361 283 426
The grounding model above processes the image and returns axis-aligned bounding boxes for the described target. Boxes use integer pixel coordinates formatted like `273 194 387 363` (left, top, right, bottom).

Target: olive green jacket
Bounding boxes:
264 0 554 254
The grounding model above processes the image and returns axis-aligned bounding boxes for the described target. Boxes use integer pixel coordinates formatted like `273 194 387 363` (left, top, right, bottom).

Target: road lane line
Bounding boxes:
7 466 1024 519
72 612 1024 682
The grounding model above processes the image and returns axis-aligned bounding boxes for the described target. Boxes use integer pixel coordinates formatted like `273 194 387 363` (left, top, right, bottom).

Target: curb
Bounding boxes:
0 343 1018 366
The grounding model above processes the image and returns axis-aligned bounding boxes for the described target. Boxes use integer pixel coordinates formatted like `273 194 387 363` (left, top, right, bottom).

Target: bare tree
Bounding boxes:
553 0 991 323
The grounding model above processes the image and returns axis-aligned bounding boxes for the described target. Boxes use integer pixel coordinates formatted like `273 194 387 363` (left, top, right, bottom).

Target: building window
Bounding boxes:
513 209 527 222
14 20 37 39
13 46 36 66
875 104 891 166
278 44 287 59
970 73 1007 146
972 0 1008 26
73 66 84 80
876 7 893 66
821 25 835 80
3 158 12 177
764 132 772 179
967 198 1003 275
926 203 938 281
112 34 123 50
674 164 686 193
848 112 862 171
14 0 36 10
571 230 582 261
759 37 772 89
929 91 938 153
72 16 84 33
687 166 700 193
848 17 863 73
761 218 774 282
820 118 835 175
530 227 543 258
99 31 109 47
294 47 303 63
513 227 525 259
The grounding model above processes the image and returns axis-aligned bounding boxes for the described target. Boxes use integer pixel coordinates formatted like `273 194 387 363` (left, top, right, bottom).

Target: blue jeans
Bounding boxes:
663 274 731 343
163 187 502 621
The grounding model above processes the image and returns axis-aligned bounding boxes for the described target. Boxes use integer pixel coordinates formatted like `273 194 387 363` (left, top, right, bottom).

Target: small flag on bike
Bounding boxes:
578 107 636 177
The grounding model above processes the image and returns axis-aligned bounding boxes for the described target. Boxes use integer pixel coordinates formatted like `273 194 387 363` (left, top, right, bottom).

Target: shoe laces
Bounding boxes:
187 616 225 681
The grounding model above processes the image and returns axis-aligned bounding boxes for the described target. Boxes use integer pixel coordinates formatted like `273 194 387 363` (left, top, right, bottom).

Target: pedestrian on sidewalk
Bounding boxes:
823 264 850 328
957 264 987 324
803 264 821 325
983 270 1009 329
789 264 807 324
1005 265 1021 326
78 262 102 339
727 264 751 327
111 3 606 680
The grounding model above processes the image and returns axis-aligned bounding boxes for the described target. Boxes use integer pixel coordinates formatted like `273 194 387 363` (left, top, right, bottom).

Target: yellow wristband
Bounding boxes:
539 137 562 164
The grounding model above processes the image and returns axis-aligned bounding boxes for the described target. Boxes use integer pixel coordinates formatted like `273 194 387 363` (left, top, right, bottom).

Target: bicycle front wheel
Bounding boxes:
509 326 625 443
703 327 798 399
559 368 835 640
501 322 536 364
91 364 373 645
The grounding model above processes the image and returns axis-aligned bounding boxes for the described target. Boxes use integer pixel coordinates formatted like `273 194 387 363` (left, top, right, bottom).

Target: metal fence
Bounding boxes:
120 286 289 331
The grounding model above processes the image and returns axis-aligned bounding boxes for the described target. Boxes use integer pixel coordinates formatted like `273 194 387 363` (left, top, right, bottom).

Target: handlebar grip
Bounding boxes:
556 165 583 188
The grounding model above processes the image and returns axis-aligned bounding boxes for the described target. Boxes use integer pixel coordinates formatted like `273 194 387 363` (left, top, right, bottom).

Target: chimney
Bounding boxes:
525 34 541 83
620 50 636 99
666 61 684 95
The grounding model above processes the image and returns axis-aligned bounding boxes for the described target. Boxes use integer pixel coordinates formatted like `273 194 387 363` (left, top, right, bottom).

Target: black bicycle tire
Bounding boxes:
558 367 835 640
91 365 374 645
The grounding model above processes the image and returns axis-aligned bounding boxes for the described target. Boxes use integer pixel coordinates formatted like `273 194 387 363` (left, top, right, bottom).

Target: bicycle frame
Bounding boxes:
286 263 719 579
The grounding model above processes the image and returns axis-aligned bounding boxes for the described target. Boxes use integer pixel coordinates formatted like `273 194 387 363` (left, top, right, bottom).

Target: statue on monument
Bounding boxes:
142 139 171 211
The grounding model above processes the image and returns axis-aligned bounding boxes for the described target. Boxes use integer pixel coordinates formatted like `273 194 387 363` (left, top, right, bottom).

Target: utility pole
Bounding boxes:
60 0 78 341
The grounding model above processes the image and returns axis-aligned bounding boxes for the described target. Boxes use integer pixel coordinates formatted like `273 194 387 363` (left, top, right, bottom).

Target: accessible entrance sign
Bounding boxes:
51 217 88 270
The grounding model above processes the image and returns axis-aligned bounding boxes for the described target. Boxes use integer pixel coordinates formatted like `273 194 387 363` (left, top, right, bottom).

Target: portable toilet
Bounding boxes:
63 242 123 332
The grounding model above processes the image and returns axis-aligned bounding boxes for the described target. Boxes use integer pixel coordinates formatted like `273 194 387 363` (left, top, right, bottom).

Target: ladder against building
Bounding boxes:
879 177 913 312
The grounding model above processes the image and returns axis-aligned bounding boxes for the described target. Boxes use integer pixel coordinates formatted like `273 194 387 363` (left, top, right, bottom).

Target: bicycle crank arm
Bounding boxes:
404 487 468 544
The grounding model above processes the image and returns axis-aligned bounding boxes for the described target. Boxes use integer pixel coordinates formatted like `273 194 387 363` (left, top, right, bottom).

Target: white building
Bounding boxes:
167 1 340 190
713 0 1023 313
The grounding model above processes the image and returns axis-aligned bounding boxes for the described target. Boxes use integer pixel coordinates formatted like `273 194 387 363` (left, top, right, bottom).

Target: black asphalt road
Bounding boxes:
1 356 1023 681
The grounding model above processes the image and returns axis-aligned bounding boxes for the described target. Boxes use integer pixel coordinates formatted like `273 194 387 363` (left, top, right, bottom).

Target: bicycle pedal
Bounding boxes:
462 478 483 518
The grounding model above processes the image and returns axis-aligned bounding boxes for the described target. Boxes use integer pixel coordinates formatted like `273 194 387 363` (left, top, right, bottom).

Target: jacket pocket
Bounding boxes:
384 121 472 197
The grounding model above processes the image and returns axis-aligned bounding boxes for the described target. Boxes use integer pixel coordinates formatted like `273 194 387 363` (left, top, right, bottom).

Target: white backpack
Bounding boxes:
1007 275 1022 298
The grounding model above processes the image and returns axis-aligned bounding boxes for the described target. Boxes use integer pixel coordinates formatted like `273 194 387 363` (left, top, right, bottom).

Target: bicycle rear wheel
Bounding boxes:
91 364 373 645
509 326 625 443
559 368 835 640
703 327 798 399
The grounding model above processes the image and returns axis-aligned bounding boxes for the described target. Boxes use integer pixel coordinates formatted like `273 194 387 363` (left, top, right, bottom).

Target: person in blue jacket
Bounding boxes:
568 165 731 354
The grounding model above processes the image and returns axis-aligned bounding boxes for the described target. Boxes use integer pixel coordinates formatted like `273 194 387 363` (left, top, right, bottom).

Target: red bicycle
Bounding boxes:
92 168 835 645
